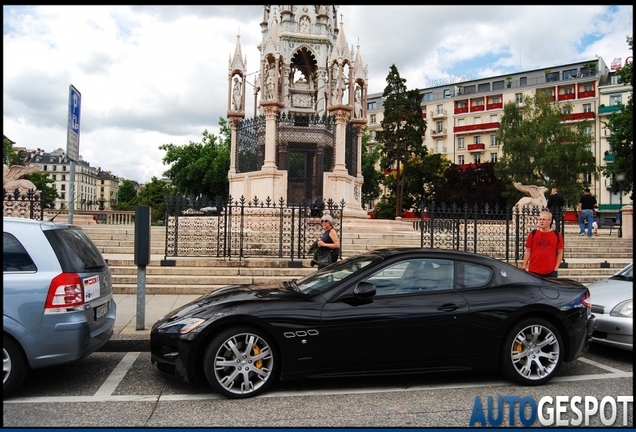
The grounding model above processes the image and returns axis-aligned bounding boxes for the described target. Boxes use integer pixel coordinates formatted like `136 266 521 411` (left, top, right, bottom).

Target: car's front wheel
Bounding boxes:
3 334 29 398
203 326 278 398
500 318 563 386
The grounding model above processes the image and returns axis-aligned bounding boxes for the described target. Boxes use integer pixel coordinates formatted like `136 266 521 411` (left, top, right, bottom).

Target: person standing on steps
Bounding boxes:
316 214 340 269
523 210 564 278
577 188 597 237
546 187 564 233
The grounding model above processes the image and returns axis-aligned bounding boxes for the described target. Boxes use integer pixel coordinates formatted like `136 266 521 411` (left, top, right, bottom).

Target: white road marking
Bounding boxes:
94 352 140 396
4 371 631 403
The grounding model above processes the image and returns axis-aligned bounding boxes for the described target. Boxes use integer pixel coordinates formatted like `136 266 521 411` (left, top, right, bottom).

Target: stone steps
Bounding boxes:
82 224 632 294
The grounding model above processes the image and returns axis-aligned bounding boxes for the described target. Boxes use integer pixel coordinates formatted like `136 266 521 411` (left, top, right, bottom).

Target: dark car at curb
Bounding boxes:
3 217 116 397
150 248 595 399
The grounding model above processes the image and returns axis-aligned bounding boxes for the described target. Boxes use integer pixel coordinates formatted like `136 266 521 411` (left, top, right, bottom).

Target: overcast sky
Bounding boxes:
3 5 632 183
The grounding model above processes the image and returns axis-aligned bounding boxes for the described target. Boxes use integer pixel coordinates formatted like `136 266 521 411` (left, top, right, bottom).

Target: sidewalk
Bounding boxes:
102 293 201 351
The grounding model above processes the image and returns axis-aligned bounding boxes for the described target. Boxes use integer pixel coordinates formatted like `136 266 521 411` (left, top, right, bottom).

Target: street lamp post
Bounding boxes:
615 172 626 238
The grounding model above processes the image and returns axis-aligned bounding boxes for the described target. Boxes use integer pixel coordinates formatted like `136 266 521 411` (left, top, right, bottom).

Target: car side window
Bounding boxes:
363 258 454 295
3 232 37 272
459 262 492 288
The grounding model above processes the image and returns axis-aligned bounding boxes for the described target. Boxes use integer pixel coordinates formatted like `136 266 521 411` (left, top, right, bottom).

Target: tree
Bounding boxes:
115 179 138 210
377 65 427 217
601 35 633 196
360 129 382 210
3 138 22 166
494 93 595 208
27 172 58 208
437 162 507 209
403 152 450 209
160 119 231 200
136 177 176 223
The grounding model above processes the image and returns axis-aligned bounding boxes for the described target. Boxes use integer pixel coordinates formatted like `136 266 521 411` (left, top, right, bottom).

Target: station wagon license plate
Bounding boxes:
94 303 109 320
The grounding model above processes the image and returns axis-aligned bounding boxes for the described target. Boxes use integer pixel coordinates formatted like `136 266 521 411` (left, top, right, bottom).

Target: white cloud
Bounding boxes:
3 5 632 183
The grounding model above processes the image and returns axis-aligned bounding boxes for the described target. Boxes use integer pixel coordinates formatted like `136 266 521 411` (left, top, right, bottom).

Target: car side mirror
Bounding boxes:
354 281 376 297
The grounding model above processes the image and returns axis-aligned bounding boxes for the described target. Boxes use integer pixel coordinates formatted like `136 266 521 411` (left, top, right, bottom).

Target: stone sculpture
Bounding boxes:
3 164 42 194
513 182 548 208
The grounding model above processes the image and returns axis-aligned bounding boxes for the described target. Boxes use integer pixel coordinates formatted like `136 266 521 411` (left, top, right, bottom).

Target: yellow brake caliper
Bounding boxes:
253 345 263 369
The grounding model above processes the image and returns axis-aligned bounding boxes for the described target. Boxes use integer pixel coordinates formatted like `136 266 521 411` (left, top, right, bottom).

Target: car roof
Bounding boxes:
3 216 75 231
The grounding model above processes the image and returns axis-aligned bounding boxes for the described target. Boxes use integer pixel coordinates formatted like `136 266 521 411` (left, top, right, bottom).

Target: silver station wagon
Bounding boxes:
3 217 116 397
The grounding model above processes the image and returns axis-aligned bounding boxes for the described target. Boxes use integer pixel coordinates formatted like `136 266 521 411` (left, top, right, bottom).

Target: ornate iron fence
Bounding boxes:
2 188 46 220
163 194 345 261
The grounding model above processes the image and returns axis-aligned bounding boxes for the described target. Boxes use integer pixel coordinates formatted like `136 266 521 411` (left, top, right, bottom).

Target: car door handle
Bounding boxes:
437 303 460 312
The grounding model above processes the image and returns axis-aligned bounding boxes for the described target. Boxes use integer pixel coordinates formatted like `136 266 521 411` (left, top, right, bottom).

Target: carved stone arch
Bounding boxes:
290 46 317 86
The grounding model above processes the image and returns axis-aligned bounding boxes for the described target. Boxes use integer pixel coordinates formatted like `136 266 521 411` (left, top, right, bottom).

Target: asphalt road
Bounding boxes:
2 344 632 428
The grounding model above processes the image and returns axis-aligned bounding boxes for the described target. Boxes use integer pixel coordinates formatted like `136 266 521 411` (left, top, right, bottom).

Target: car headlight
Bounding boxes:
610 300 633 318
158 317 206 334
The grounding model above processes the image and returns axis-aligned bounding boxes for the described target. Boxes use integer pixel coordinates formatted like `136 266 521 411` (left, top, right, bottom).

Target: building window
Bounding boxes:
436 139 444 153
490 96 501 104
63 166 67 171
457 101 467 109
370 114 377 123
490 135 498 146
474 136 481 144
478 83 490 92
457 118 465 126
464 85 476 95
62 174 66 181
52 174 56 181
61 184 65 191
563 86 574 94
473 99 484 106
515 93 523 104
473 155 481 163
583 84 594 92
562 69 578 80
583 126 592 137
458 155 465 164
474 117 482 124
458 137 465 149
490 114 498 123
422 92 433 102
610 75 620 85
370 130 376 141
519 77 528 86
43 165 48 171
490 152 498 163
583 103 592 113
444 89 452 98
492 80 505 90
53 165 57 171
436 104 444 114
436 121 444 133
563 106 572 115
367 101 377 110
61 193 66 200
610 95 622 106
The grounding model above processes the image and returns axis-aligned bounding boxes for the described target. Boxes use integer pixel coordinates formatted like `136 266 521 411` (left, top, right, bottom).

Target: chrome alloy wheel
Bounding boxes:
509 322 561 382
204 327 276 398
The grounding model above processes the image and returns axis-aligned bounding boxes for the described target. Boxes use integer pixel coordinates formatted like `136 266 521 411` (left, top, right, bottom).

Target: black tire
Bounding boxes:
500 317 563 386
3 334 29 398
203 326 278 399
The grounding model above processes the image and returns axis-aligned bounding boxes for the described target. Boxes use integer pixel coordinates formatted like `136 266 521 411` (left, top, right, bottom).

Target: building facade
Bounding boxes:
366 57 632 213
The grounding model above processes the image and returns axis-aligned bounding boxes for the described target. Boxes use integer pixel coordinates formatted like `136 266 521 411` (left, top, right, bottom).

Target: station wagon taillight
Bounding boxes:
45 273 84 310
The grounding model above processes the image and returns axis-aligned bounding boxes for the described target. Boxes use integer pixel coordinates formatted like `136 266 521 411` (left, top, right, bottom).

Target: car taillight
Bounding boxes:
45 273 84 310
581 291 591 309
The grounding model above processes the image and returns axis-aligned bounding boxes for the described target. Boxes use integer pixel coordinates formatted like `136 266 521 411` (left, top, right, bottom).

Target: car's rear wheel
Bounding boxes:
3 334 29 398
203 326 278 399
500 317 563 386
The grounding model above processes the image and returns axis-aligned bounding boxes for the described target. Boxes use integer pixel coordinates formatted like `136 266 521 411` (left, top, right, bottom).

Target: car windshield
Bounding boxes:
295 254 380 295
612 264 633 280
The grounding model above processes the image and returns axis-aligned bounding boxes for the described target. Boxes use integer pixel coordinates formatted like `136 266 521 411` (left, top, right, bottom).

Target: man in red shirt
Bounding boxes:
523 210 564 278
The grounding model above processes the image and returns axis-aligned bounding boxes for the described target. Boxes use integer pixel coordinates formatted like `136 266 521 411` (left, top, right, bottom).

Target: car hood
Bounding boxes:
157 282 301 322
587 279 631 306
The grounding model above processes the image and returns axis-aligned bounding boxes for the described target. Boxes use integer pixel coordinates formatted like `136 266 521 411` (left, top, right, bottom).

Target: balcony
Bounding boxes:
557 92 575 101
578 90 595 98
454 106 469 115
486 102 503 110
467 143 485 152
431 128 447 137
564 112 595 121
470 104 485 112
453 122 500 134
598 105 621 115
430 109 447 119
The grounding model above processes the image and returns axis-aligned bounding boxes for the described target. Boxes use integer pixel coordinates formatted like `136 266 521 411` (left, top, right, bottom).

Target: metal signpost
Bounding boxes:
66 85 81 223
